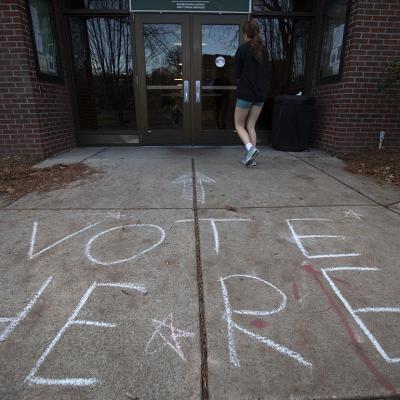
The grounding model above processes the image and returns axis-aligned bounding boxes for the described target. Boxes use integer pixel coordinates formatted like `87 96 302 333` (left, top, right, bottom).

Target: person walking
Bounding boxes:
234 20 268 167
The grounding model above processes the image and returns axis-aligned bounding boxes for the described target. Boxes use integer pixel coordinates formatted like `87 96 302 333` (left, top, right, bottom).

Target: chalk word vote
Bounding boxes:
28 218 251 265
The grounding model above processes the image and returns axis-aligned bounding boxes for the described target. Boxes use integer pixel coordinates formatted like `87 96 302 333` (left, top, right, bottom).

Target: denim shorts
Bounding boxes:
236 98 264 109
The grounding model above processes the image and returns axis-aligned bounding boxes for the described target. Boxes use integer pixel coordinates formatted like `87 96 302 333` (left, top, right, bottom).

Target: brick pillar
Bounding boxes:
0 0 76 159
311 0 400 154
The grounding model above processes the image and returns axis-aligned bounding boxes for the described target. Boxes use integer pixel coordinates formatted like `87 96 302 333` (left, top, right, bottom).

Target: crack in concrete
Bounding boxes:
192 158 209 400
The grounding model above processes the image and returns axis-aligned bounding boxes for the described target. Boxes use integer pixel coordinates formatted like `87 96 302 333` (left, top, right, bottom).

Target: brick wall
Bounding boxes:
0 0 75 159
311 0 400 154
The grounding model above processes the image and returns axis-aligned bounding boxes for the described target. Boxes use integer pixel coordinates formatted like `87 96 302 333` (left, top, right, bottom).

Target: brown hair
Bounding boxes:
242 20 264 64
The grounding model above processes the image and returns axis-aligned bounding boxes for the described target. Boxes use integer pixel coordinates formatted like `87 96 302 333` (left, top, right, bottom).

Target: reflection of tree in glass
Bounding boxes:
86 16 133 125
252 0 314 12
143 24 182 85
77 0 129 9
257 17 309 94
253 0 293 13
202 25 239 56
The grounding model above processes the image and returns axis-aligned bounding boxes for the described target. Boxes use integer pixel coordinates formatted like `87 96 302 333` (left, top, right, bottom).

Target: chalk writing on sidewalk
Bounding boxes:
172 173 215 204
145 313 195 361
25 282 147 387
219 274 312 368
0 277 53 342
322 267 400 364
286 218 361 259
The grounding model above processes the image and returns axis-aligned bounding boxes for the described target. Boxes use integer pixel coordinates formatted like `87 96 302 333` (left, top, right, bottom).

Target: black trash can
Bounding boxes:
272 95 316 151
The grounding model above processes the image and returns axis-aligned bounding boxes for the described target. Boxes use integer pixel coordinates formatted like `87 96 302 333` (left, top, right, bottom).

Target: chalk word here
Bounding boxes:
0 277 53 342
25 282 147 387
286 219 361 259
220 274 312 368
322 267 400 364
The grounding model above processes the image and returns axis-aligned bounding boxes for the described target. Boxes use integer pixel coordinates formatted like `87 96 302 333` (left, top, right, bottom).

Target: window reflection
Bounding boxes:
253 0 314 12
28 0 60 78
143 24 183 130
256 17 311 130
69 16 136 133
201 24 239 131
257 18 311 94
65 0 129 9
319 0 348 79
144 24 183 86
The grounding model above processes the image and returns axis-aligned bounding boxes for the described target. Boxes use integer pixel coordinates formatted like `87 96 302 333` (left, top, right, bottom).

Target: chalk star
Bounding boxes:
145 314 194 361
106 211 125 220
343 210 363 220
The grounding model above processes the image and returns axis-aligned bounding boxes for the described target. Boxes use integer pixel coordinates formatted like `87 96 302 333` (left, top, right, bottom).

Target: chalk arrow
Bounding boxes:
172 173 216 204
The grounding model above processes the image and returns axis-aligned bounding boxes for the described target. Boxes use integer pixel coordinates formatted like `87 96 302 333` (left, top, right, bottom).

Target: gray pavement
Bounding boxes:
1 146 400 399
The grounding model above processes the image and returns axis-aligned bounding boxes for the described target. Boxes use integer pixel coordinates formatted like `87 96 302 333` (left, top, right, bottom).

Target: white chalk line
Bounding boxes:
299 235 345 239
29 221 101 260
321 267 400 364
0 277 53 342
220 274 312 368
72 320 116 328
286 219 361 259
85 224 165 266
97 282 147 292
220 277 240 367
28 377 98 386
25 281 146 386
231 322 313 368
175 219 251 254
353 307 400 313
232 277 286 316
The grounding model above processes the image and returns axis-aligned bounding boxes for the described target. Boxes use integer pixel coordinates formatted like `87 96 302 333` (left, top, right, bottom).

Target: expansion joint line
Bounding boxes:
191 158 209 400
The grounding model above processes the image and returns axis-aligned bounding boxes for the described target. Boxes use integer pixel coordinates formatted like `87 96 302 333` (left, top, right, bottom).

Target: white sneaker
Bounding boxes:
244 146 260 166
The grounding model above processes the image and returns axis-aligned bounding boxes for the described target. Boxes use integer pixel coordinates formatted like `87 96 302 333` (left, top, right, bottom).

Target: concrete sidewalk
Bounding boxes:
1 146 399 400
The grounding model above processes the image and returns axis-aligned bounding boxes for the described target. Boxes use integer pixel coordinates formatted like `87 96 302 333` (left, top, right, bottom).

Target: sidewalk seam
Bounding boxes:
1 205 382 212
192 158 209 400
79 147 108 163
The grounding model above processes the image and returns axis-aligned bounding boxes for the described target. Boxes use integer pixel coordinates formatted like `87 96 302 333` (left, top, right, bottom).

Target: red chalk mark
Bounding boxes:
251 319 269 329
292 282 301 301
303 264 397 395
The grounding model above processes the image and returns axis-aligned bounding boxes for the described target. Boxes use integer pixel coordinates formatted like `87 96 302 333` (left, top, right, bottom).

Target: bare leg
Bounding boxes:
246 105 263 147
234 106 251 146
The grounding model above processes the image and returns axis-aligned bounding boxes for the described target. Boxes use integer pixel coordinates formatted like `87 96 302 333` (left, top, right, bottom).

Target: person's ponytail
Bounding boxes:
243 20 264 64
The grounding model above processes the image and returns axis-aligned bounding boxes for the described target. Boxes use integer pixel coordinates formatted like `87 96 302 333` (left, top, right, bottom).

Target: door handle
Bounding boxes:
184 80 189 103
196 80 201 103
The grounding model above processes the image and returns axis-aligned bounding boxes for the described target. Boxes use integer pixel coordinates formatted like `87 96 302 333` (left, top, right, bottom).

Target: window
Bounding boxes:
64 0 129 9
319 0 350 82
253 0 315 13
256 18 311 94
27 0 62 81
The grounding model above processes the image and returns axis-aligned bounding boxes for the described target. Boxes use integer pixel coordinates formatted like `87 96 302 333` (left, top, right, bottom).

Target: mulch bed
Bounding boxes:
341 149 400 186
0 157 98 200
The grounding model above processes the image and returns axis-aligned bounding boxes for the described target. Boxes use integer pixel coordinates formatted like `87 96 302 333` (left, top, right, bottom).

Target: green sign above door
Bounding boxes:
130 0 251 13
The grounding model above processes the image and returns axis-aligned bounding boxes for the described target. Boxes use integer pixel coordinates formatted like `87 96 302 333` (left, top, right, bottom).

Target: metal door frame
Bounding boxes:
191 14 246 145
134 14 192 145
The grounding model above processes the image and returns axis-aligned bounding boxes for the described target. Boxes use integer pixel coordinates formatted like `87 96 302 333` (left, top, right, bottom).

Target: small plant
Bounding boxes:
379 61 400 98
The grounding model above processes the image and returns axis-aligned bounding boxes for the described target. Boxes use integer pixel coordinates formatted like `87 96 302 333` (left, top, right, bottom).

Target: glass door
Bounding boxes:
68 15 138 145
192 15 245 145
135 14 191 144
